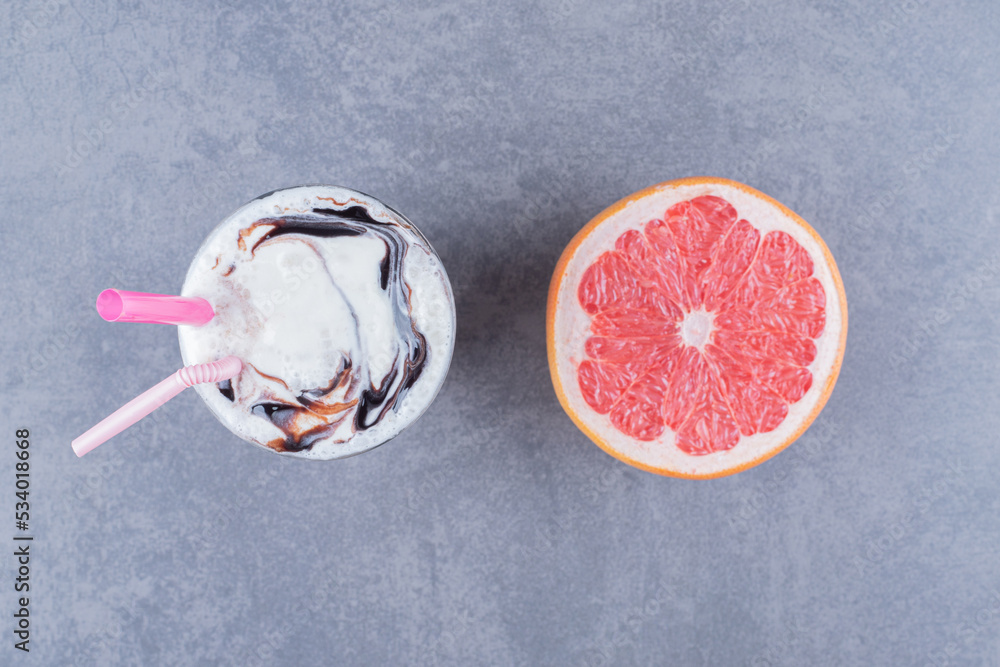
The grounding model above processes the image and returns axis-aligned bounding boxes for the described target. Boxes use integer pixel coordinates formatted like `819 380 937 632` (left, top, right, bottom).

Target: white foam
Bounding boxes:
178 185 456 460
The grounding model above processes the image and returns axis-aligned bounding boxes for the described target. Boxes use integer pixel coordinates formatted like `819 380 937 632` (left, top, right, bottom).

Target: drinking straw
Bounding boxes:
96 289 215 326
72 356 242 458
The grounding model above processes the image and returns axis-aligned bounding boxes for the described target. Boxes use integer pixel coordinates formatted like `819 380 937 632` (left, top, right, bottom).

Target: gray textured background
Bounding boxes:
2 1 999 665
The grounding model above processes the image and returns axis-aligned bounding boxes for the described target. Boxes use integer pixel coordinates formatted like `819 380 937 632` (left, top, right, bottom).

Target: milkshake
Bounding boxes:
178 186 455 460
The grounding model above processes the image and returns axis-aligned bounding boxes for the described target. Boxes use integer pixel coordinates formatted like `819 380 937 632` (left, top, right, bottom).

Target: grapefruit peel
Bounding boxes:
547 177 847 479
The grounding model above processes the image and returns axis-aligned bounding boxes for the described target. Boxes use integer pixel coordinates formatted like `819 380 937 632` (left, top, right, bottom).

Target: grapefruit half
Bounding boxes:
547 177 847 479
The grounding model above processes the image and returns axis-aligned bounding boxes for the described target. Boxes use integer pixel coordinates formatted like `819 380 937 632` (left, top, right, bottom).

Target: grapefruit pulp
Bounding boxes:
547 177 847 479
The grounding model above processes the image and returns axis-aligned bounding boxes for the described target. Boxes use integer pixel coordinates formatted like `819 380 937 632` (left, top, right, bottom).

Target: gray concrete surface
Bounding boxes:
2 1 1000 665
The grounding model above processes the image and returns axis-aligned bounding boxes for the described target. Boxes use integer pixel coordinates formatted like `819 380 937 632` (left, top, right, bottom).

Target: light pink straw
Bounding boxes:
72 356 242 457
96 289 215 326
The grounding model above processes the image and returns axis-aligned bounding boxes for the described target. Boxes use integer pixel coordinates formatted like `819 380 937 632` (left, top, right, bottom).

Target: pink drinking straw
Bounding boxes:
71 356 242 458
96 289 215 326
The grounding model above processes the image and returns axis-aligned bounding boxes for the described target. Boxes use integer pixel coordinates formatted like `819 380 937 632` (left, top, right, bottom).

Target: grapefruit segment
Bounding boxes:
579 251 684 320
665 198 738 270
755 231 816 288
674 379 741 456
577 360 634 414
609 367 671 441
577 251 640 314
548 177 848 479
590 307 680 338
754 278 826 338
701 219 761 311
713 329 817 368
757 360 813 403
641 220 696 310
703 345 788 436
664 196 738 308
660 346 709 431
584 336 681 371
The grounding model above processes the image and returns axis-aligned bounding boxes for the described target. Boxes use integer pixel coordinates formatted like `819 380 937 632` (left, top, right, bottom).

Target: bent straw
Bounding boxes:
97 289 215 326
72 356 242 458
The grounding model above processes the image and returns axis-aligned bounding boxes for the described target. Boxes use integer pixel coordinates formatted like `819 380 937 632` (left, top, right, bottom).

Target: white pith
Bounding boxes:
681 308 714 351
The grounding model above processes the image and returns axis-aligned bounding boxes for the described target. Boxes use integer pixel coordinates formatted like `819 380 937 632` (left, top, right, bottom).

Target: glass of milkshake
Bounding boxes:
177 185 455 460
